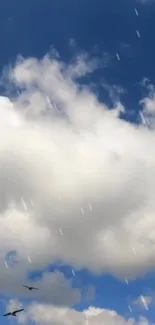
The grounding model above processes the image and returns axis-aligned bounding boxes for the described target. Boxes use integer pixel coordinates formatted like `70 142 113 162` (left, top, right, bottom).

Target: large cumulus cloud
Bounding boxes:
0 51 155 284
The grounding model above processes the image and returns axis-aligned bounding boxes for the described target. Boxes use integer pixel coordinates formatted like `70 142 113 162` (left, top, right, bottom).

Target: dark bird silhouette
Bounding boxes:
22 285 39 291
3 308 24 316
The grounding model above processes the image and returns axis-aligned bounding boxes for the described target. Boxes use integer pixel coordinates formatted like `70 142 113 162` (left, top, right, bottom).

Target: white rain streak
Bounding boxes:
59 228 63 236
140 296 149 310
125 278 129 285
139 111 147 125
46 96 59 113
128 305 132 312
88 204 92 211
27 255 32 264
21 198 28 211
116 53 120 61
139 111 150 128
72 269 75 276
53 101 59 113
46 96 53 109
146 118 150 126
136 30 140 38
81 208 84 215
134 8 139 16
132 247 136 254
30 199 34 207
4 261 8 268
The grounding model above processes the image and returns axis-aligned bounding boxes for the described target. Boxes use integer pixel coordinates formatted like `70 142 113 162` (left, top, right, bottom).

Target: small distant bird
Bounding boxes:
22 285 39 291
3 308 24 317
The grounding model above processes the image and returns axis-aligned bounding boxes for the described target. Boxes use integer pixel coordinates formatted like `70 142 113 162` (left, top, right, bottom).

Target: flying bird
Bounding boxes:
23 285 39 291
3 309 24 317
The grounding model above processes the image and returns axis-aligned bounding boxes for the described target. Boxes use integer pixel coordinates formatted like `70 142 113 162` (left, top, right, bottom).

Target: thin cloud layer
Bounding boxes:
0 52 155 284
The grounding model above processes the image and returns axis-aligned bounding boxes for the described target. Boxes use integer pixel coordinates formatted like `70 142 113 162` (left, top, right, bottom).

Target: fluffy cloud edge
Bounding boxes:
5 299 152 325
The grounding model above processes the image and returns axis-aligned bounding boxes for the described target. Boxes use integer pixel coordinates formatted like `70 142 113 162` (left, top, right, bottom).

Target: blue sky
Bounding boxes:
0 0 155 122
1 0 155 325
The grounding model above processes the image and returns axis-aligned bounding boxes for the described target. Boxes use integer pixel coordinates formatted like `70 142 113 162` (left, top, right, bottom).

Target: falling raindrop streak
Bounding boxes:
134 8 139 16
140 295 149 310
4 261 8 268
27 255 32 264
116 53 120 61
125 278 129 285
72 269 75 276
132 247 136 254
21 198 28 211
59 228 63 236
139 112 150 128
136 30 140 38
139 111 147 126
46 96 52 108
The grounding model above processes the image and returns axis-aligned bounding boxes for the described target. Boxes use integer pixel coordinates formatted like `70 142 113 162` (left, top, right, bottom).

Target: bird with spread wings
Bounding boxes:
3 308 24 317
22 285 39 291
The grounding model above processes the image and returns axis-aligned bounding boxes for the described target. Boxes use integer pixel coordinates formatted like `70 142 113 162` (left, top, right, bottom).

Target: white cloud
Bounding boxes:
1 51 155 284
12 301 151 325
